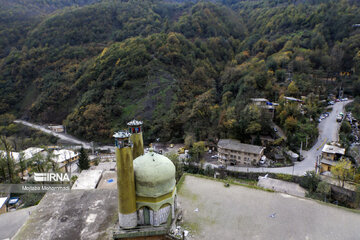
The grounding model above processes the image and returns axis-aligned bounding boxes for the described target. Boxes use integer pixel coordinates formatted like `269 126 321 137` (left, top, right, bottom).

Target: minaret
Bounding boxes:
127 119 144 159
113 131 137 229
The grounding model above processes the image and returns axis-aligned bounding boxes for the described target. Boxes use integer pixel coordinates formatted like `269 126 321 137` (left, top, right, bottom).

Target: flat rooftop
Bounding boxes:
13 190 118 240
97 171 117 189
72 170 103 190
178 175 360 240
322 144 345 155
218 139 265 154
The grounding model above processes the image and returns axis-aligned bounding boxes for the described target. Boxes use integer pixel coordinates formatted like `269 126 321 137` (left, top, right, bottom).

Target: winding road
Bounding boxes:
15 100 351 175
225 100 352 176
14 120 114 151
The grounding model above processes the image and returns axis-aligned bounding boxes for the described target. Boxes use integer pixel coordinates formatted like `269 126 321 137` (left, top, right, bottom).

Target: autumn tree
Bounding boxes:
331 159 352 188
287 81 299 96
189 141 206 164
284 116 298 133
165 152 183 182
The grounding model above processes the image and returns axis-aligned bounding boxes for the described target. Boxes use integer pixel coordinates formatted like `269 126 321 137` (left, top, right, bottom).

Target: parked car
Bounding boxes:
259 156 267 164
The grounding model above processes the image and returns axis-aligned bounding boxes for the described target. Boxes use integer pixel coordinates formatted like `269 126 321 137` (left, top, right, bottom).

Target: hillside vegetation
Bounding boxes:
1 0 360 144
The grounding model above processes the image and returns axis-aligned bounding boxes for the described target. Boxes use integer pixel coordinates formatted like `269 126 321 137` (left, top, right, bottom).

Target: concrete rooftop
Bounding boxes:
72 170 103 190
13 190 118 240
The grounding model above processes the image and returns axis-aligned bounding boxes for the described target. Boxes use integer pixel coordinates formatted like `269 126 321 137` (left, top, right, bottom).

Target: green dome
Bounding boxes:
133 151 176 198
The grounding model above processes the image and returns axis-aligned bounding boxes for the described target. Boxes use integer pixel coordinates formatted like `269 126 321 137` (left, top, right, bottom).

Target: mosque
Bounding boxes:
113 120 177 239
9 119 179 240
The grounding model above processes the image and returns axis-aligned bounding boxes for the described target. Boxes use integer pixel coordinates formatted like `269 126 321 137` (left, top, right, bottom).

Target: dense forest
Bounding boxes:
1 0 360 145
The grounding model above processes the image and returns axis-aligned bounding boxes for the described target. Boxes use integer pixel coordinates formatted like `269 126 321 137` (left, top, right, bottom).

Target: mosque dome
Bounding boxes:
133 150 176 198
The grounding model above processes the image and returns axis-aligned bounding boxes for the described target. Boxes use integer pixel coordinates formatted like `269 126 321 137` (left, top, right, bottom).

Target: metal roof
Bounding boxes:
322 144 345 155
284 96 302 102
218 139 265 155
320 159 337 166
127 119 143 126
113 131 131 138
251 98 269 102
52 149 79 163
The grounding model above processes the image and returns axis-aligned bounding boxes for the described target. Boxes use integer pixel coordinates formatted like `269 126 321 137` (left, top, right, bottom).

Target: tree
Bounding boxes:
246 122 262 135
189 141 206 164
300 171 320 193
331 159 352 187
316 181 331 202
78 147 90 171
287 81 299 96
284 116 298 133
30 153 51 173
18 152 26 180
0 153 7 182
0 136 15 183
44 149 58 173
355 185 360 208
165 152 183 182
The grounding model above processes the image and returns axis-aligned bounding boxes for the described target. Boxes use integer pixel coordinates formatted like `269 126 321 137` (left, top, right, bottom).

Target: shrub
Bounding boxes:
300 171 320 192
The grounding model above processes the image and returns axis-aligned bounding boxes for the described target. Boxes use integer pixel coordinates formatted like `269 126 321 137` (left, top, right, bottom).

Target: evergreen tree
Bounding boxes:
78 147 90 171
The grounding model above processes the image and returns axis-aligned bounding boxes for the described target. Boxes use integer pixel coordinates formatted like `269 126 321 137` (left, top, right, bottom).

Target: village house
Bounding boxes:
283 96 303 103
52 149 79 172
48 125 64 133
250 98 278 118
320 144 346 173
217 139 265 166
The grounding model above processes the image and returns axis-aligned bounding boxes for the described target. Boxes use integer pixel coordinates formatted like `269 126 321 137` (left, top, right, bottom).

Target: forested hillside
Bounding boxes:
1 0 360 144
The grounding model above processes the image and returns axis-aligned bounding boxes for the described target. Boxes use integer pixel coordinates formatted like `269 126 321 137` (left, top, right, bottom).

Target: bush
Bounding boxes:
316 181 331 201
274 173 293 182
300 171 320 192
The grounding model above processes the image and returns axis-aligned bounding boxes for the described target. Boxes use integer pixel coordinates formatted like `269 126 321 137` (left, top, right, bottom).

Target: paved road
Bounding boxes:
0 206 36 240
271 122 287 140
14 120 114 151
15 101 351 176
225 100 352 176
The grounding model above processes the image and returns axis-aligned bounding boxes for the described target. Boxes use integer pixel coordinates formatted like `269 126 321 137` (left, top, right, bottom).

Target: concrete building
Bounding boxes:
52 149 79 172
48 125 64 133
250 98 277 118
320 144 346 173
217 139 265 166
284 96 303 103
321 144 345 161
